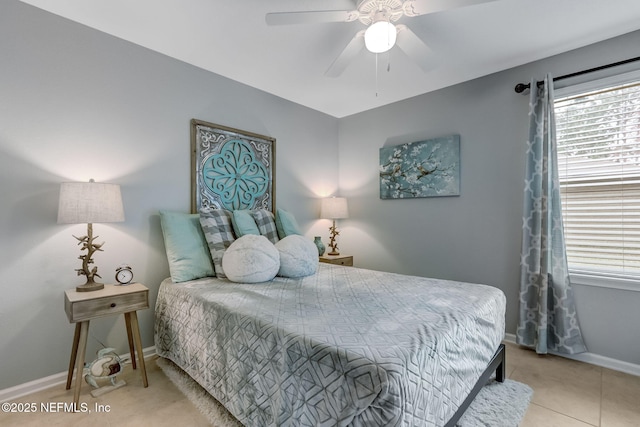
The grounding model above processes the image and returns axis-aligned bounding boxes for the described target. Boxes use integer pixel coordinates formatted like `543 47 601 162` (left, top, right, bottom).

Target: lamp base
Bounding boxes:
76 282 104 292
327 220 342 257
72 223 105 292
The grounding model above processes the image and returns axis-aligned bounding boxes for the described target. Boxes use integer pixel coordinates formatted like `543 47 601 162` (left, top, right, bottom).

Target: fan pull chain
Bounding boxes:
375 53 379 97
374 51 392 97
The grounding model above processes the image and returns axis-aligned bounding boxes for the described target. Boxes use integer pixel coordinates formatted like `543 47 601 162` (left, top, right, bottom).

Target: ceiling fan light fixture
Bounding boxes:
364 20 397 53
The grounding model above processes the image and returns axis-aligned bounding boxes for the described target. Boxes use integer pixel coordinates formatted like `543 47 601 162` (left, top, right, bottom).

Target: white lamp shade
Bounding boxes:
57 180 125 224
364 21 397 53
320 197 349 219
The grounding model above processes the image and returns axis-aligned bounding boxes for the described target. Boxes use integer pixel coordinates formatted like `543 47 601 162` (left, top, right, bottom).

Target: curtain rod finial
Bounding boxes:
514 83 530 94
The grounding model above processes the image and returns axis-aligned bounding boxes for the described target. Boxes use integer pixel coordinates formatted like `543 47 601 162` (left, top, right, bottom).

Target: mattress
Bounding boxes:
154 263 506 427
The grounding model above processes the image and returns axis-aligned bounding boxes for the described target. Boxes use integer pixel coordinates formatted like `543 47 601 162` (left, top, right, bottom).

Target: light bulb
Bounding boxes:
364 21 397 53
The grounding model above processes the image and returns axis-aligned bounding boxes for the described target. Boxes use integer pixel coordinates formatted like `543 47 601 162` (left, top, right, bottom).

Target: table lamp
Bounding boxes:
320 197 349 256
57 179 125 292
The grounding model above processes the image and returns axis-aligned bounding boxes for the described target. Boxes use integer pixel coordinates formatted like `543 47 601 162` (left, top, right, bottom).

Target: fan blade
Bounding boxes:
325 30 365 78
403 0 497 17
266 10 359 26
395 25 436 73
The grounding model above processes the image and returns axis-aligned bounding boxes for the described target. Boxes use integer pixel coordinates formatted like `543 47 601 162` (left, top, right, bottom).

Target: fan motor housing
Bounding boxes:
357 0 404 25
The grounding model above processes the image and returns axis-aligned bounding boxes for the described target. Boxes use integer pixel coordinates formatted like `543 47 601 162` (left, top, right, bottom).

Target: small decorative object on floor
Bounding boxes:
313 237 325 256
83 347 126 397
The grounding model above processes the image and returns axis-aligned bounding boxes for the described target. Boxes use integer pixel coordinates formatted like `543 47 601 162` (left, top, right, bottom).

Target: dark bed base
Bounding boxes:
443 343 506 427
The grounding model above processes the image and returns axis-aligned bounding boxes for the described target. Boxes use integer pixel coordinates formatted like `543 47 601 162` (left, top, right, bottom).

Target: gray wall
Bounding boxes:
0 0 338 390
338 30 640 367
2 0 639 391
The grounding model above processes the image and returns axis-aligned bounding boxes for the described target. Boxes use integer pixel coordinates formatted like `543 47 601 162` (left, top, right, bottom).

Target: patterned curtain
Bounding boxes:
516 75 587 355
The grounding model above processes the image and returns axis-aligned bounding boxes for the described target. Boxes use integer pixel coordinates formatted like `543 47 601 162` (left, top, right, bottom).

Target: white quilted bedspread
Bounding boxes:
155 264 505 427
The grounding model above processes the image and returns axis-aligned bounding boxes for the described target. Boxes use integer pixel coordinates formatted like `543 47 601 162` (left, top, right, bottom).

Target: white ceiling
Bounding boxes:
19 0 640 118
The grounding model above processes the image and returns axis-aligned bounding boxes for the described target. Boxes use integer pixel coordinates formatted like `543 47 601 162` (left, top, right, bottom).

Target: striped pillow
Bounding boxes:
199 208 235 279
251 209 280 244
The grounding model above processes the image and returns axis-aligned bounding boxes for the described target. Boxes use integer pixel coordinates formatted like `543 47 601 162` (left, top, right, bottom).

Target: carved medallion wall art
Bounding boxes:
191 119 275 213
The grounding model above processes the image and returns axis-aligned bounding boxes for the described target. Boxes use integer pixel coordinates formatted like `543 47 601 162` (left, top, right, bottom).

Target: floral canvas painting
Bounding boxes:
379 135 460 199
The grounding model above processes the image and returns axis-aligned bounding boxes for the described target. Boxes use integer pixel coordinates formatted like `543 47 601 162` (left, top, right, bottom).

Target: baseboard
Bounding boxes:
503 333 640 377
0 345 157 403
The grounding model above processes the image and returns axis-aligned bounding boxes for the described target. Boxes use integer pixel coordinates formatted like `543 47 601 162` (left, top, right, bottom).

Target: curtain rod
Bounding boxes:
513 55 640 94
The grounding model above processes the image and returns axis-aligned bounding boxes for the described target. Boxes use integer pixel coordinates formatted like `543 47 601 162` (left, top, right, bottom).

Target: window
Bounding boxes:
555 76 640 278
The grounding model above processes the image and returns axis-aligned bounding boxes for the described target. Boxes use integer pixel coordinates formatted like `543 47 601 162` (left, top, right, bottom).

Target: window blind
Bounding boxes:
555 81 640 275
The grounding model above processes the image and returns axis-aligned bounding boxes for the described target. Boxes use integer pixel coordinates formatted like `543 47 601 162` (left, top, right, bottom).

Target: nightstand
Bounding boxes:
319 254 353 266
64 283 149 405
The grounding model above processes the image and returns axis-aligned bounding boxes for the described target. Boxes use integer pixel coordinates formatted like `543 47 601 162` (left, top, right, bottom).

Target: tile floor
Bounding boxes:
510 343 640 427
1 342 638 426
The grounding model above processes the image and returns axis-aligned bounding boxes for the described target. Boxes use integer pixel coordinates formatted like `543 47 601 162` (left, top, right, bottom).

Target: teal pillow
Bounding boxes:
159 211 215 283
275 208 302 239
231 209 260 237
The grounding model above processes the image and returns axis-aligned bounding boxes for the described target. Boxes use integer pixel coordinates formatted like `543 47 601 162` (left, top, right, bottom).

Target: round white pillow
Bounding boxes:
275 235 318 278
222 235 280 283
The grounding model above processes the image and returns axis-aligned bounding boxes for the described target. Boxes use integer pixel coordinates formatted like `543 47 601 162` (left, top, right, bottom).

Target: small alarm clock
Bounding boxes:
115 264 133 285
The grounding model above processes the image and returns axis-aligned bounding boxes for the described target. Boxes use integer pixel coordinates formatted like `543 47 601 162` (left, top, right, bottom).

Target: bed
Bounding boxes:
154 263 506 426
154 120 507 426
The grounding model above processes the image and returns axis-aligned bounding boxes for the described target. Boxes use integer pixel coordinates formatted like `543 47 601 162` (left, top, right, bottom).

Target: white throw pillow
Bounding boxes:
275 235 318 278
222 235 280 283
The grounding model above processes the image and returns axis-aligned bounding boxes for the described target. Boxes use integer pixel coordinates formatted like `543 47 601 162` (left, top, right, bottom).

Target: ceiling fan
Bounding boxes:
266 0 497 77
